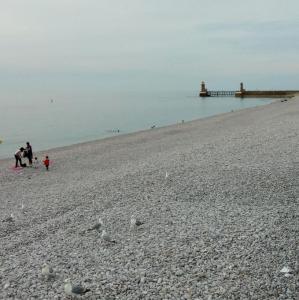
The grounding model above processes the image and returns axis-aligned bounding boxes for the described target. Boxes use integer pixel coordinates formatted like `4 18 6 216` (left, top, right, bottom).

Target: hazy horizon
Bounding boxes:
0 0 299 100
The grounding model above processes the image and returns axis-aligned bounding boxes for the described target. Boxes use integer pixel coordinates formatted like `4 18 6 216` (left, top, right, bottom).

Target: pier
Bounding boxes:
199 81 235 97
206 90 235 97
199 81 299 98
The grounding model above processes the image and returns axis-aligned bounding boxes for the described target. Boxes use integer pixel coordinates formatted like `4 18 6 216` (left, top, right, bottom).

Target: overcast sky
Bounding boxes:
1 0 298 93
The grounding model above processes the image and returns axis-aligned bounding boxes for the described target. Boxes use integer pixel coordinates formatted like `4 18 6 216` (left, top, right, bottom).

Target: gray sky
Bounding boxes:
1 0 299 93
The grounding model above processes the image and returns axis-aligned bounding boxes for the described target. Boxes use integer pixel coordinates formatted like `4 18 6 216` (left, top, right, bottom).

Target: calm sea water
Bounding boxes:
0 91 272 159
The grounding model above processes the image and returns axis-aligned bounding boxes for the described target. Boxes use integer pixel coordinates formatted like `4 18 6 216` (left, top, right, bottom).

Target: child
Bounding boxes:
43 156 50 171
32 157 39 169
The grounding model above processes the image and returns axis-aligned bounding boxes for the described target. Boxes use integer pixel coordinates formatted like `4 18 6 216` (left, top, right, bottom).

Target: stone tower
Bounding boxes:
201 81 207 93
199 81 209 97
240 82 245 92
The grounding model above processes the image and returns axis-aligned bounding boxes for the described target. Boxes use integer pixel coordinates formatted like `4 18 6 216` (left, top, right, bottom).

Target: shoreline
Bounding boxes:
0 98 277 163
0 96 298 299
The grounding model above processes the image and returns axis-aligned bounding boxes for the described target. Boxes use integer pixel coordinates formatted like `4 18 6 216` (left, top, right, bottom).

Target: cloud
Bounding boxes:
0 0 298 90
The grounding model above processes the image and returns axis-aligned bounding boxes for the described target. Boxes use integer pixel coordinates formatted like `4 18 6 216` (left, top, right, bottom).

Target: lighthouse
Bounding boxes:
199 81 208 97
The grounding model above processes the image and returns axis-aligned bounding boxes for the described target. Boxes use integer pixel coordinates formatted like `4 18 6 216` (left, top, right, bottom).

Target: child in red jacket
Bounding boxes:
43 156 50 170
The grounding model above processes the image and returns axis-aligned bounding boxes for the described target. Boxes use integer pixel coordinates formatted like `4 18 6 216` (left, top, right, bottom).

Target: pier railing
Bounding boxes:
207 91 235 97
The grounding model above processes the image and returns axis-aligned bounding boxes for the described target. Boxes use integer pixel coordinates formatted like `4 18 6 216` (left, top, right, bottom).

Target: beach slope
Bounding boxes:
0 98 298 299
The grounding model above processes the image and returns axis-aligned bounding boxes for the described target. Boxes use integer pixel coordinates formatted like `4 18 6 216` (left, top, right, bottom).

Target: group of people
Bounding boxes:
14 142 50 170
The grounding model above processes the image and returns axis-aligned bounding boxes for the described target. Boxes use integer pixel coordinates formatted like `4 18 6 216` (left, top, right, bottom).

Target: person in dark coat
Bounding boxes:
25 142 33 166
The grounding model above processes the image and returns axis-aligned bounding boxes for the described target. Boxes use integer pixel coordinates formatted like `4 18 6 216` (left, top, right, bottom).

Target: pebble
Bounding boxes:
0 99 298 299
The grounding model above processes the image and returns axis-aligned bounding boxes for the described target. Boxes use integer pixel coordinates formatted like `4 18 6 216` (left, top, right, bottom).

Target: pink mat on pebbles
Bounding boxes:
10 166 23 172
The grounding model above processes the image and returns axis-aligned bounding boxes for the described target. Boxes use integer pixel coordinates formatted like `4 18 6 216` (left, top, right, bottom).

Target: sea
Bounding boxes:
0 90 273 159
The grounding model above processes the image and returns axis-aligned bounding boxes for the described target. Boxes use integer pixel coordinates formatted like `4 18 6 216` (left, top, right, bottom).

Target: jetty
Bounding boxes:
199 81 299 98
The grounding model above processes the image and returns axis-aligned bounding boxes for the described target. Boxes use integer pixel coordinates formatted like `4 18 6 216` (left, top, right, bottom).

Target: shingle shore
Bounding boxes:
0 98 298 299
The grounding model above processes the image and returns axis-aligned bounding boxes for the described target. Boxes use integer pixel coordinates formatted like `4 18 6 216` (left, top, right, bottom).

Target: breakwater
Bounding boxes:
199 81 299 98
235 90 299 98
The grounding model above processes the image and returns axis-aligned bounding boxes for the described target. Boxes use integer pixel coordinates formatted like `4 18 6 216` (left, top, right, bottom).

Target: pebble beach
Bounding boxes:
0 97 298 299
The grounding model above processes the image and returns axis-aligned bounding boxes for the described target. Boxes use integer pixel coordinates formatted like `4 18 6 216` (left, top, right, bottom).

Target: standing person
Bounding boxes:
25 142 33 166
14 147 25 168
43 155 50 171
